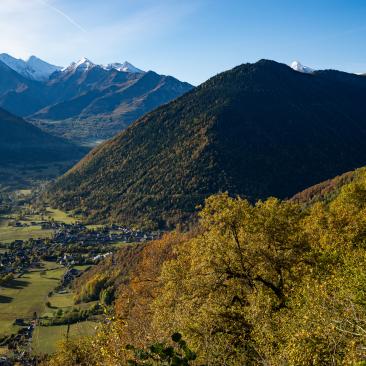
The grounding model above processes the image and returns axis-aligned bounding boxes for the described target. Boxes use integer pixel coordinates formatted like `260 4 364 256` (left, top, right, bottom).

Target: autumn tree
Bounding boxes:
153 194 309 365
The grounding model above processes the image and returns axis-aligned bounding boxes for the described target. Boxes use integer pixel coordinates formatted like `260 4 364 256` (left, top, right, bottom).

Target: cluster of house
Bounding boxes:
52 222 160 245
60 268 82 288
0 222 162 274
0 240 41 274
0 320 34 349
0 321 36 366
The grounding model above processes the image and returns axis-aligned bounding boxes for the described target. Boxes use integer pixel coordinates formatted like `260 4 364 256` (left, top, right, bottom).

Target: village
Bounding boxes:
0 191 163 364
0 220 161 275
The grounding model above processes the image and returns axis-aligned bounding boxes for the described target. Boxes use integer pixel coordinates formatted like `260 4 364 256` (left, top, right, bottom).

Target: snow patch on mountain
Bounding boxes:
0 53 62 81
103 61 144 73
62 57 96 73
0 53 145 80
62 58 144 75
291 61 314 74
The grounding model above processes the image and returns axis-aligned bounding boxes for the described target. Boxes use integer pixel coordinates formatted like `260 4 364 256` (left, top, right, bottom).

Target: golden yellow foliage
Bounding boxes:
47 173 366 365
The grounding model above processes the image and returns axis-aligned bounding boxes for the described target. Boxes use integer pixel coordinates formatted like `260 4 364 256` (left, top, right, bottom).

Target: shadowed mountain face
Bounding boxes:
0 108 87 164
0 59 193 145
46 60 366 228
0 61 38 97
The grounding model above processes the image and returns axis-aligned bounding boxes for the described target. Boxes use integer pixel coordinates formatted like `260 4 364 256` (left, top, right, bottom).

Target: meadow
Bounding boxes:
0 225 53 243
0 265 99 355
0 267 65 337
32 321 97 355
45 207 78 224
0 203 79 244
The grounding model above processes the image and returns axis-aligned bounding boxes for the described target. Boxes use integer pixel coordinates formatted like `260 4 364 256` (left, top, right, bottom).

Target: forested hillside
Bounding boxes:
47 60 366 228
46 167 366 365
291 168 362 204
0 108 87 164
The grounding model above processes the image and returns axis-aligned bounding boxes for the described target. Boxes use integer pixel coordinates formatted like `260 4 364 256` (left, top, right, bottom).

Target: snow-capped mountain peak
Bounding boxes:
75 57 94 68
26 55 62 80
291 61 314 74
63 57 96 73
0 53 145 80
103 61 144 73
0 53 61 81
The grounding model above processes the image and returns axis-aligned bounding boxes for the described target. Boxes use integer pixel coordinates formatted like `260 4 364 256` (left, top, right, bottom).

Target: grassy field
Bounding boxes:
32 321 97 355
48 292 75 308
0 205 78 243
45 207 77 224
73 264 92 271
0 268 65 337
0 225 53 243
45 290 97 317
45 207 104 228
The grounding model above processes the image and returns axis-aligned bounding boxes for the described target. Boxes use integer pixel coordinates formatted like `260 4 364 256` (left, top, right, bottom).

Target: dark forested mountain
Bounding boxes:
0 108 87 164
0 56 193 145
46 59 366 227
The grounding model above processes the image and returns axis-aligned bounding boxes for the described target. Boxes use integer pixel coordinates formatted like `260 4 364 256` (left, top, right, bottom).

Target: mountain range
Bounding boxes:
0 54 193 145
0 53 62 81
46 59 366 228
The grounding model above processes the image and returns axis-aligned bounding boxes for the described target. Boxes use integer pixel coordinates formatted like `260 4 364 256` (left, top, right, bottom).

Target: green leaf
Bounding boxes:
171 332 182 343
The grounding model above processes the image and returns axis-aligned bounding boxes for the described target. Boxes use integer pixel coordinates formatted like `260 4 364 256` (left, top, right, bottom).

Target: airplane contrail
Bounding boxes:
37 0 87 33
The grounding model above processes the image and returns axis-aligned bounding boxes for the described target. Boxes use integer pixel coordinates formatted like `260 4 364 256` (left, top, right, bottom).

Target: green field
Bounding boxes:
73 264 92 271
45 207 78 224
48 292 75 308
45 291 97 316
32 321 97 355
0 268 65 337
0 225 53 243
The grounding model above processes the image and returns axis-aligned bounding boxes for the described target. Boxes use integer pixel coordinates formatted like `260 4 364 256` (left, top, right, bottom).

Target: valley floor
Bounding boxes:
0 188 150 362
0 266 65 337
0 195 104 359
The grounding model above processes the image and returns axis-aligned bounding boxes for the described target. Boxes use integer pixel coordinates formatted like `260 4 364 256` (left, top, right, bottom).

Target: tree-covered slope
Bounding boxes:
0 108 87 164
291 169 358 204
46 60 366 227
49 173 366 365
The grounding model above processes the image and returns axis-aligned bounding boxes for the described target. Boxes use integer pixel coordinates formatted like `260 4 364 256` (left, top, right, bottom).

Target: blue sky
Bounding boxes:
1 0 366 84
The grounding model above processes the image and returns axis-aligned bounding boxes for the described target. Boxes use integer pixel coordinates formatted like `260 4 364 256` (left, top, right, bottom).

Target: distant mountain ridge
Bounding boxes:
60 57 144 74
0 53 62 81
0 54 144 81
46 59 366 228
0 54 193 144
0 107 87 164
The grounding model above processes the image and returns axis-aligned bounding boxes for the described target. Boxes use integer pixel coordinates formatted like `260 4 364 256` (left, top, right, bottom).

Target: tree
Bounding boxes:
154 194 309 365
